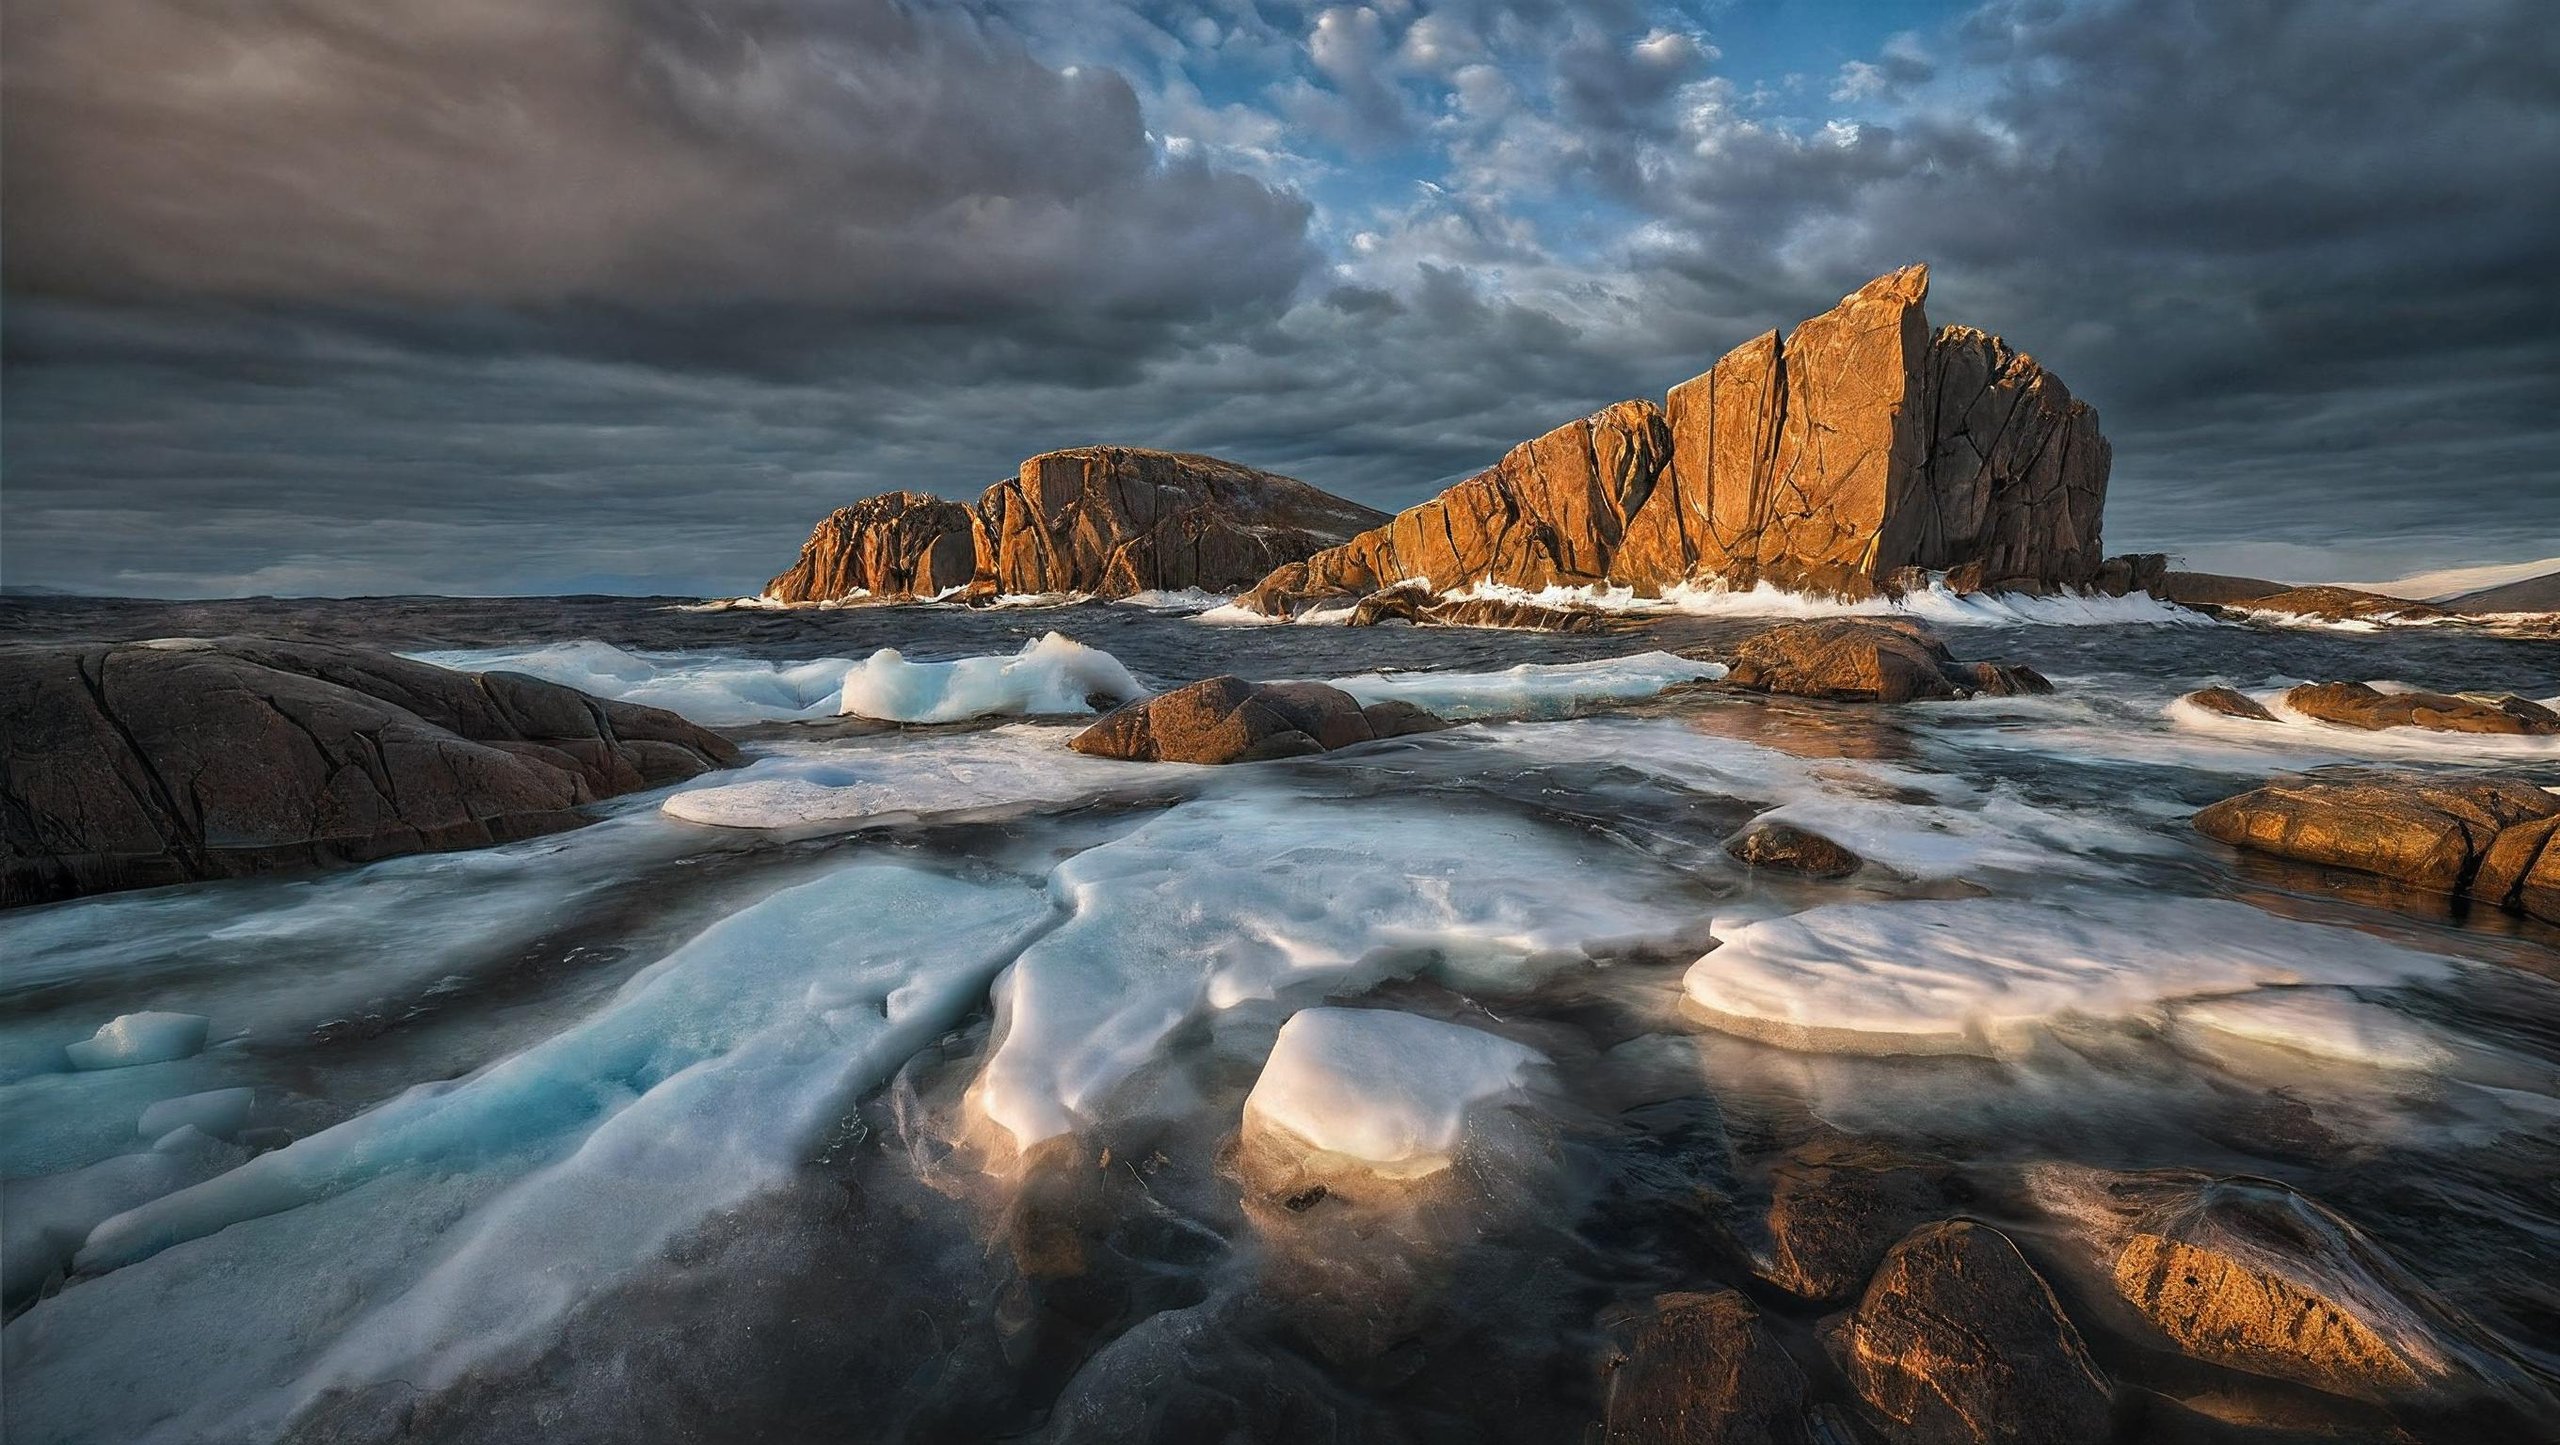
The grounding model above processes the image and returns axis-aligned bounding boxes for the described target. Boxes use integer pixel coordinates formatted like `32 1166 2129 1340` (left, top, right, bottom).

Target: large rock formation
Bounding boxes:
1243 266 2113 616
2 638 739 907
2192 774 2560 922
766 448 1389 603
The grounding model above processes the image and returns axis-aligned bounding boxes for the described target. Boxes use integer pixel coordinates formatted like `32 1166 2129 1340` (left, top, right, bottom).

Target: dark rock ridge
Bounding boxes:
2192 774 2560 923
1242 266 2122 617
2 638 739 907
1068 676 1448 766
1710 619 2053 704
766 448 1389 603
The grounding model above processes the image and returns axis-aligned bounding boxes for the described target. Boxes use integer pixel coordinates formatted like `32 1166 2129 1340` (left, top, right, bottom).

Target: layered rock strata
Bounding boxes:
1243 266 2115 616
2 639 739 906
766 448 1388 603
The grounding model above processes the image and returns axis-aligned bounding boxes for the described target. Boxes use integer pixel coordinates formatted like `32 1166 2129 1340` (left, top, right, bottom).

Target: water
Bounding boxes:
3 591 2557 1443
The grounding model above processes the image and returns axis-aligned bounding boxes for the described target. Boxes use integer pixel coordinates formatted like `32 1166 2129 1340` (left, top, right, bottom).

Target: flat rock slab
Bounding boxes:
2282 682 2560 736
2193 774 2560 920
2 637 739 906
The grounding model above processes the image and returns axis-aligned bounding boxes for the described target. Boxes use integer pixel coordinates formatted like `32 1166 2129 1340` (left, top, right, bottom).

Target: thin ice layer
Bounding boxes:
1243 1009 1544 1176
838 632 1145 723
413 640 855 725
662 725 1184 830
976 793 1701 1150
2169 990 2454 1071
1328 652 1724 720
1683 896 2456 1057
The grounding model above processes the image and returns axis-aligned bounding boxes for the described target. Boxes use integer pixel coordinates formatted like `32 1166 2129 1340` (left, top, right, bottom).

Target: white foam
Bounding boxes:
1682 896 2457 1058
661 725 1184 830
974 794 1702 1151
2168 990 2454 1072
1111 588 1231 613
413 640 858 725
65 1013 210 1071
1439 576 2215 628
1242 1009 1544 1177
837 632 1144 723
2165 686 2560 761
1328 652 1725 720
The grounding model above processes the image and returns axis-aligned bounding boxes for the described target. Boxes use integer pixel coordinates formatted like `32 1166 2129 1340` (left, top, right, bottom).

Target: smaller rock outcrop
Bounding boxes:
1824 1221 2112 1445
1067 676 1448 765
2181 686 2278 722
1715 619 2053 704
1725 821 1865 879
1757 1138 1958 1301
2191 774 2560 922
2281 682 2560 736
2215 586 2449 624
763 491 976 602
2 639 740 906
1601 1290 1809 1444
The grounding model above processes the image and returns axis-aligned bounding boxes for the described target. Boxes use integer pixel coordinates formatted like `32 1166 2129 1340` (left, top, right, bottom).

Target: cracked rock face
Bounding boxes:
1245 266 2113 616
767 448 1388 603
0 638 739 906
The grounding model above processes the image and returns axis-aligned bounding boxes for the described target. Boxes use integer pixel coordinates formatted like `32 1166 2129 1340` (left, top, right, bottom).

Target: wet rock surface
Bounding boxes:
1725 821 1865 879
1716 618 2053 704
1601 1289 1809 1444
1823 1220 2114 1445
2192 774 2560 921
2279 682 2560 736
1 638 738 906
2185 686 2280 722
1067 675 1449 764
1757 1138 1959 1300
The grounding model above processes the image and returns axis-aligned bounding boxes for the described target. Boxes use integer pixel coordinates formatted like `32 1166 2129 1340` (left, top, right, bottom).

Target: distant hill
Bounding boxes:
2448 570 2560 613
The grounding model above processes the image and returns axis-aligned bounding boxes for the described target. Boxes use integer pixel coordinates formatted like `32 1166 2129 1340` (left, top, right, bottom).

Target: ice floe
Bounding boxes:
974 793 1704 1151
838 632 1145 722
1242 1009 1545 1178
65 1013 210 1071
2166 990 2455 1073
662 724 1183 831
1682 896 2458 1058
1328 652 1724 720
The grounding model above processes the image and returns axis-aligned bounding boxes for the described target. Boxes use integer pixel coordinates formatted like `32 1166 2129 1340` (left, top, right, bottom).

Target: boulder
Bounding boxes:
1344 586 1611 633
1824 1220 2113 1445
1758 1138 1958 1301
1244 266 2113 616
2156 572 2289 607
1067 676 1448 765
763 491 977 602
1601 1289 1809 1445
1725 821 1865 879
2219 587 2447 624
2089 553 2169 598
1717 619 2053 704
2191 774 2560 920
766 448 1386 603
2183 686 2278 722
1 638 739 907
2280 682 2560 736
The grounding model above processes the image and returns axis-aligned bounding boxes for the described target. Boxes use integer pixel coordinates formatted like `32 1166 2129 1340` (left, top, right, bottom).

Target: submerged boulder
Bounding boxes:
1825 1221 2113 1445
1757 1137 1958 1301
1717 619 2053 704
1 638 739 906
1068 676 1448 765
1601 1289 1809 1444
1725 821 1865 879
2182 686 2278 722
2191 774 2560 921
2280 682 2560 736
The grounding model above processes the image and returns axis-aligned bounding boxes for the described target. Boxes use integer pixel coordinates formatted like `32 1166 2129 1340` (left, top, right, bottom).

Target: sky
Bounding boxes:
3 0 2556 598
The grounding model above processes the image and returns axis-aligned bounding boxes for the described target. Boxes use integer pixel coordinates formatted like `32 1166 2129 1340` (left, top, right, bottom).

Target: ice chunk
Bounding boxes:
837 632 1144 723
2 1126 248 1304
975 793 1703 1151
662 724 1183 830
1243 1009 1544 1177
1682 897 2455 1058
1328 652 1724 720
411 640 858 725
138 1087 255 1141
65 1012 210 1071
2168 991 2454 1072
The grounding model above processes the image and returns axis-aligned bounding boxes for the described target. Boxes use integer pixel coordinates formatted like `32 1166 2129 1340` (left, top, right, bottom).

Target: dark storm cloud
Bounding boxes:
3 0 2555 596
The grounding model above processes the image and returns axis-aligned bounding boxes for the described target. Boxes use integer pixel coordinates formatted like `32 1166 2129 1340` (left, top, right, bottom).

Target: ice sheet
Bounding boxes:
838 632 1144 722
974 793 1703 1150
2167 990 2455 1072
1242 1009 1544 1177
413 639 859 725
661 725 1186 830
1328 652 1724 720
1682 896 2458 1058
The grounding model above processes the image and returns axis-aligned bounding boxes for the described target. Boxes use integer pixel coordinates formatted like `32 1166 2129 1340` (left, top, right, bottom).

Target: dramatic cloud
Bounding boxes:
3 0 2554 596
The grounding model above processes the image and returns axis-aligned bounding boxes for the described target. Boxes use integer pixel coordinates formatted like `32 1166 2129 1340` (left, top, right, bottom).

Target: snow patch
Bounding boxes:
838 632 1144 723
1243 1009 1544 1178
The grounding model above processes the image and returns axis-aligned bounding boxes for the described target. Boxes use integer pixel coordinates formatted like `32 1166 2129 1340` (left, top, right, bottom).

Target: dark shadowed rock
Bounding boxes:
1067 676 1448 765
1824 1220 2112 1445
2280 682 2560 736
2156 572 2289 607
1717 619 2051 704
2183 686 2278 722
1726 821 1864 879
1602 1289 1809 1444
1758 1138 1958 1301
763 491 977 602
2192 774 2560 921
1 638 739 906
2219 587 2448 624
